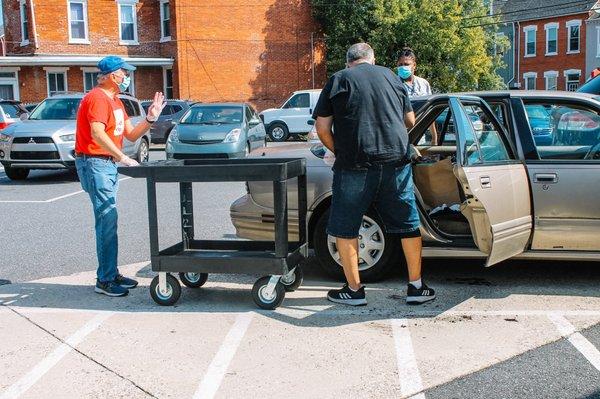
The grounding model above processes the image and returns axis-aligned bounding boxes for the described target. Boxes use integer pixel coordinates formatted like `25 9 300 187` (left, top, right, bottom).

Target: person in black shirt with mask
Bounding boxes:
312 43 436 306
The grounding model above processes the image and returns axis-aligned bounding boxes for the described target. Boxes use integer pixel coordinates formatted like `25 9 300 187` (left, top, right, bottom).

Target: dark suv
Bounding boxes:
141 99 192 143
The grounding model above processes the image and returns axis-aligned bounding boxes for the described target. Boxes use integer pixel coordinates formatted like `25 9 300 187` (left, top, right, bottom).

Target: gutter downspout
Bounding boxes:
506 21 516 86
29 0 39 49
515 20 520 88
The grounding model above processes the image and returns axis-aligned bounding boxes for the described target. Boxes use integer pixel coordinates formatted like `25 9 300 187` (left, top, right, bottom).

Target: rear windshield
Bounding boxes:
29 98 82 120
180 106 243 125
0 103 21 118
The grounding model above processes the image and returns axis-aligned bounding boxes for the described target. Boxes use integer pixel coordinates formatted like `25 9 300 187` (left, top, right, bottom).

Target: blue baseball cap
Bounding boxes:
97 56 136 75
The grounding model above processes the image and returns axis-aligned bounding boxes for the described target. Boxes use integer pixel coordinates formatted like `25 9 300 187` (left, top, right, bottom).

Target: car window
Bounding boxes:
417 106 457 146
0 103 21 118
171 104 183 114
121 99 139 117
141 102 151 114
525 102 600 160
283 93 310 109
245 106 253 122
28 98 81 120
161 105 174 116
462 104 510 163
180 105 243 125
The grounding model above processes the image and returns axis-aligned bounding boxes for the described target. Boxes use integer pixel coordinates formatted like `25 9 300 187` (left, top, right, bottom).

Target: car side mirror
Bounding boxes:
19 113 29 121
249 117 261 127
307 119 315 126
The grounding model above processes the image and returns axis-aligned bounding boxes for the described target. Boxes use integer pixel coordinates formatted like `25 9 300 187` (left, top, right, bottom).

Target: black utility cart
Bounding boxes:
118 158 308 310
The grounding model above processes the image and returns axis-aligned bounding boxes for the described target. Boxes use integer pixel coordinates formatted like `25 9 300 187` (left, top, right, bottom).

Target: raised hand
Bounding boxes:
147 92 166 122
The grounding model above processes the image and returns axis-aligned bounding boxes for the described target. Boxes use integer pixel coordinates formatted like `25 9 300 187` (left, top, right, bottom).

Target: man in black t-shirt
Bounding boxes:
313 43 436 306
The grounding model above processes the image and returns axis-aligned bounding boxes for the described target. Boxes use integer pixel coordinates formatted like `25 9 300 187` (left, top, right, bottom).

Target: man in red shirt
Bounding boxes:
75 55 164 297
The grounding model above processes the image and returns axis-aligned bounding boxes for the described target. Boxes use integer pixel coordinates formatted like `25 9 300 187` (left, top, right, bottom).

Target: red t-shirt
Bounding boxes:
75 88 130 156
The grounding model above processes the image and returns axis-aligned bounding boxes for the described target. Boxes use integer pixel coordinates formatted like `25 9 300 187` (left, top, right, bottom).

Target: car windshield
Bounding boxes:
28 98 82 120
0 103 21 118
578 75 600 94
141 102 151 113
180 106 243 125
525 104 551 119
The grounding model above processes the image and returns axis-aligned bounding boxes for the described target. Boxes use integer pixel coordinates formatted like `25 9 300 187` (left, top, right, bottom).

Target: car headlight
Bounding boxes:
223 128 241 143
59 134 75 142
0 133 11 143
168 128 179 143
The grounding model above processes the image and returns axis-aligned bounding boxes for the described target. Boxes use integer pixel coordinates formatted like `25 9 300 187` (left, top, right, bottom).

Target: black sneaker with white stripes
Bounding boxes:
406 283 436 304
327 284 367 306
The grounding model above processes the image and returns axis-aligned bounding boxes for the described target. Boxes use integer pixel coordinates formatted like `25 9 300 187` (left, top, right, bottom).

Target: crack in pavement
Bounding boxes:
2 305 159 398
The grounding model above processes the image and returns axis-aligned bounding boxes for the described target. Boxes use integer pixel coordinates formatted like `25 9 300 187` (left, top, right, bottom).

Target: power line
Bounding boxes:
461 0 594 21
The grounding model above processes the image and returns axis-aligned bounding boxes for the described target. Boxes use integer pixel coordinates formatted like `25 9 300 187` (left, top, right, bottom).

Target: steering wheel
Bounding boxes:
584 142 600 160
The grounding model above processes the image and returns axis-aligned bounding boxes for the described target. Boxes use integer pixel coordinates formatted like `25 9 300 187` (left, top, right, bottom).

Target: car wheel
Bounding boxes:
136 138 149 163
245 142 251 157
4 165 29 181
268 123 289 142
313 209 401 282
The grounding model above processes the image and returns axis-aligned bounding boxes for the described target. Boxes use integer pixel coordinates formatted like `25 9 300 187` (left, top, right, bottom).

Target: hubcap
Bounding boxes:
281 270 296 285
184 273 201 283
271 127 285 140
327 215 385 271
258 285 276 303
140 142 149 161
157 283 172 299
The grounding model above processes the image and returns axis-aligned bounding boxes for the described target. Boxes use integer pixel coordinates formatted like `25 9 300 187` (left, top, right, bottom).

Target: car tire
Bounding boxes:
267 123 289 142
4 165 29 181
313 208 402 282
136 138 149 163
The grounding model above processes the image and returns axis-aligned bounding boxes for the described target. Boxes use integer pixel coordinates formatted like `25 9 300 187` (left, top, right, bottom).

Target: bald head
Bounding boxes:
346 43 375 66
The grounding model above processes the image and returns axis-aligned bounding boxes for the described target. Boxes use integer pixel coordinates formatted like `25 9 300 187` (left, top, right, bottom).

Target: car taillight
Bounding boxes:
0 122 10 130
562 112 599 129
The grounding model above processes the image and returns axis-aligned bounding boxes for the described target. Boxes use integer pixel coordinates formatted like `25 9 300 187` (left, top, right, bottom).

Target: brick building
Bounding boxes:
497 0 598 91
0 0 326 111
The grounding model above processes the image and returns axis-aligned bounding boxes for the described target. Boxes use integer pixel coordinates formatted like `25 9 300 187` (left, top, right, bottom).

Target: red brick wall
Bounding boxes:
2 0 326 109
173 0 326 111
520 14 587 89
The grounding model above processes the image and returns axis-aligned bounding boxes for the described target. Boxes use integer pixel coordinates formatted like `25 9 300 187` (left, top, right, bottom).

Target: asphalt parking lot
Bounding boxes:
1 147 600 399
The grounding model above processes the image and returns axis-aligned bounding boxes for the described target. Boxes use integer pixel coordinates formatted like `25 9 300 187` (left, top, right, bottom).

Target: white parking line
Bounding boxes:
392 319 426 399
0 177 131 203
548 313 600 372
0 312 113 399
192 312 254 399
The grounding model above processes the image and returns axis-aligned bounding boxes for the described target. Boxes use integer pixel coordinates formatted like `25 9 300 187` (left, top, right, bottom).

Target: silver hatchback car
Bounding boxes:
0 93 150 180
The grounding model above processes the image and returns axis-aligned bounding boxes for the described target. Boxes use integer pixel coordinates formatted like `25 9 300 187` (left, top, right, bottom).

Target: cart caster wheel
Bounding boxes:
281 267 303 292
252 276 285 310
150 274 181 306
179 272 208 288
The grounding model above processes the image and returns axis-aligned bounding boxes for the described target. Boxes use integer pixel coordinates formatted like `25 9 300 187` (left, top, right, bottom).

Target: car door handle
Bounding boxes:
164 118 172 122
480 176 491 189
534 173 558 183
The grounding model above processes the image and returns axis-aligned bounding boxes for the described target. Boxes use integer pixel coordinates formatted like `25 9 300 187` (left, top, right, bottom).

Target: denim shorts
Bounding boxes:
327 163 421 239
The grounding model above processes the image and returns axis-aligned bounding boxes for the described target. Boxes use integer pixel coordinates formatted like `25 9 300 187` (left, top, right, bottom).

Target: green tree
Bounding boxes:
311 0 506 92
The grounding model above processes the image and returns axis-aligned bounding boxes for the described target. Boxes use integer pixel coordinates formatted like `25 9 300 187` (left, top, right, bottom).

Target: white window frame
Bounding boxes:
566 19 582 54
117 0 139 45
67 0 90 44
544 70 558 90
523 72 537 90
19 0 29 46
564 68 581 91
524 25 537 57
44 67 69 97
544 22 558 56
81 67 100 92
0 67 21 101
163 67 173 99
159 0 171 42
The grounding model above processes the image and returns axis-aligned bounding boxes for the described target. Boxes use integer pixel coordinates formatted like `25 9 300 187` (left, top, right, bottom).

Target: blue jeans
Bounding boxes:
328 163 421 239
76 156 119 283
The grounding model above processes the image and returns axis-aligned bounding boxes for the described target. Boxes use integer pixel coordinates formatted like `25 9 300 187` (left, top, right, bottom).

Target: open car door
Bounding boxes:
449 96 532 266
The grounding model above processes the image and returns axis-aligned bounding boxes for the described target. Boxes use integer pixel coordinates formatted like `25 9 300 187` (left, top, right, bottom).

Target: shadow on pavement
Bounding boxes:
2 256 600 329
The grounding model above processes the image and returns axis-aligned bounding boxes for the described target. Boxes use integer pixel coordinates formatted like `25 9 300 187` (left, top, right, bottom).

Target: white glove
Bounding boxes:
324 149 336 166
119 155 139 166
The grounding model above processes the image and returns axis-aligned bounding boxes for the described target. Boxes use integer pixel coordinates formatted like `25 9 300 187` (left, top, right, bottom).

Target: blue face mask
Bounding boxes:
397 66 412 80
118 75 131 92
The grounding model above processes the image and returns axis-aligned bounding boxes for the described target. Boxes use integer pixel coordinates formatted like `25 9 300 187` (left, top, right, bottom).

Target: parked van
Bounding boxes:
259 89 321 141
